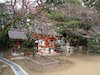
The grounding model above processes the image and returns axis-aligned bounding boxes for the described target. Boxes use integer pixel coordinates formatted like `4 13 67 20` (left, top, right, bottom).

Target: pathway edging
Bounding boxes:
0 57 28 75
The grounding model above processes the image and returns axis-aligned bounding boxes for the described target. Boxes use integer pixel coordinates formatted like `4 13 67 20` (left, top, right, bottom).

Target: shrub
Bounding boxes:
28 14 35 20
22 39 34 48
46 11 64 21
0 27 13 49
63 20 81 28
55 16 82 33
63 0 80 4
87 38 100 53
95 0 100 11
79 23 91 30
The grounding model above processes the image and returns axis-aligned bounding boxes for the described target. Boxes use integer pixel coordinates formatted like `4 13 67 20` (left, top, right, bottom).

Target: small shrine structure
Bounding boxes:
8 29 27 55
33 25 61 55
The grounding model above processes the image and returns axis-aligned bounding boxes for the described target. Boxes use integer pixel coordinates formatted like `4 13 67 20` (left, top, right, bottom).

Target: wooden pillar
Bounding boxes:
38 40 39 51
44 39 46 54
53 39 55 53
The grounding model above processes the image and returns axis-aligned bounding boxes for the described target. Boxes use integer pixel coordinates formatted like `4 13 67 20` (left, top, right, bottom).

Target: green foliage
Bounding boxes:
46 0 80 6
63 20 81 28
42 8 51 13
46 0 63 6
63 16 80 22
0 3 14 49
46 11 64 21
81 0 100 11
22 39 37 57
55 16 82 33
28 14 35 20
23 39 34 48
95 0 100 11
0 27 13 49
63 17 90 30
0 3 12 26
68 17 80 21
79 23 91 30
87 38 100 53
63 0 80 4
58 25 66 33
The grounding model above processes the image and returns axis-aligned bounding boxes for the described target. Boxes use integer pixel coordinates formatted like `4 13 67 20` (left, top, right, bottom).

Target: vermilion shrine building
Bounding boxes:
33 25 61 55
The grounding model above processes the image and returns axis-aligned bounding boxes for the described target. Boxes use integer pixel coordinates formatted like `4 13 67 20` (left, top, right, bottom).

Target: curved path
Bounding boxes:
0 52 28 75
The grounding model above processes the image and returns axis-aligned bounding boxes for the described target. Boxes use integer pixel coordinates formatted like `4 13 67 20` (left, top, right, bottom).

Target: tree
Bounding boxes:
95 0 100 11
0 3 12 30
87 38 100 53
80 0 100 11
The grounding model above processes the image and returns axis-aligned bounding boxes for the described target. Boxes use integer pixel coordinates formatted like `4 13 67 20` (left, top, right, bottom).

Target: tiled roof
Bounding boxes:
34 25 61 36
8 29 27 40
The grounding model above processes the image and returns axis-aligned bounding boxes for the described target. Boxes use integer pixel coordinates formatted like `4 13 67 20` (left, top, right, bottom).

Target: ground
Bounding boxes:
14 54 100 75
0 61 14 75
1 54 100 75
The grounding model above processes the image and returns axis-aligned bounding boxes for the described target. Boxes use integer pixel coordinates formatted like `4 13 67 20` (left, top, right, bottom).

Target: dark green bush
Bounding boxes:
95 0 100 11
63 0 80 4
87 38 100 53
22 39 34 48
46 11 64 21
0 27 13 49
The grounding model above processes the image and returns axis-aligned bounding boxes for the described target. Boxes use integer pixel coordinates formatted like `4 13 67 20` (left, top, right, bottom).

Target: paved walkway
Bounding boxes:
0 52 28 75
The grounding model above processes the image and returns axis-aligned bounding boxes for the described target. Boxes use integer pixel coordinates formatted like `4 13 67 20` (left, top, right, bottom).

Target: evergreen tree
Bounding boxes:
95 0 100 11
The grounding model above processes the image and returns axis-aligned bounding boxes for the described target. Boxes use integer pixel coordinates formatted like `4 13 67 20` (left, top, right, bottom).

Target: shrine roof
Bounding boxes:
34 25 61 36
8 29 27 40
